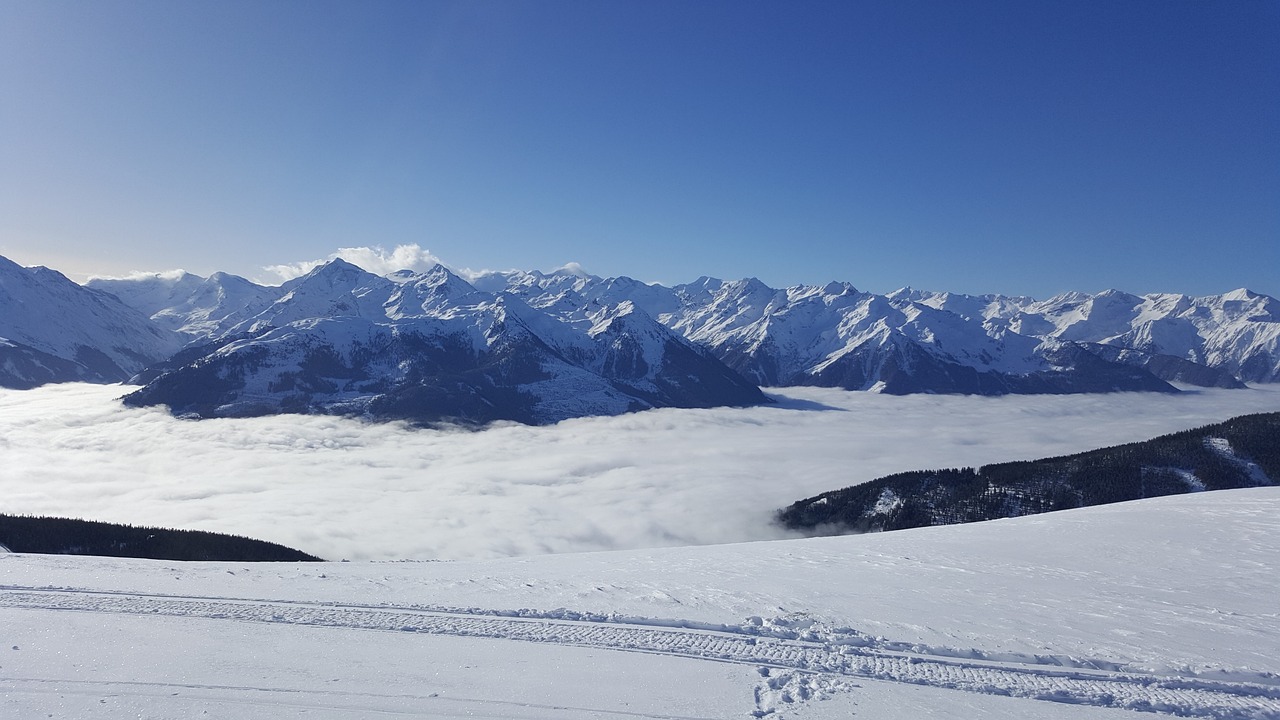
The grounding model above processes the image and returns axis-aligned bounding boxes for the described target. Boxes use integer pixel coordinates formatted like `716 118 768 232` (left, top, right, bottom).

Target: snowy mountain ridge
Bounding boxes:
87 268 278 336
116 259 765 424
0 255 183 388
5 253 1279 420
85 258 1279 388
496 270 1280 388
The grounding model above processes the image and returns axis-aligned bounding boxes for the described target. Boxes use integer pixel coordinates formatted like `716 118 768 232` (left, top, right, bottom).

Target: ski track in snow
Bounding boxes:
1 677 711 720
3 586 1277 719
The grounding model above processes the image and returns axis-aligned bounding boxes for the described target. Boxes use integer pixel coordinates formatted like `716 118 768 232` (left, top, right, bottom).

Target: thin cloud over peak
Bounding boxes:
552 262 593 278
86 268 193 283
259 244 449 284
256 244 595 286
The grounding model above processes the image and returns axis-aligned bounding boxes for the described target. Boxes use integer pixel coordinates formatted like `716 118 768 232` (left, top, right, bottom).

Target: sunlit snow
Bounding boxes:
3 382 1279 561
2 489 1277 718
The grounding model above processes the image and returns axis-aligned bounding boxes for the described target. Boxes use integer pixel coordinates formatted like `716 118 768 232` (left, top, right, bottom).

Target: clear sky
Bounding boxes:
1 1 1276 297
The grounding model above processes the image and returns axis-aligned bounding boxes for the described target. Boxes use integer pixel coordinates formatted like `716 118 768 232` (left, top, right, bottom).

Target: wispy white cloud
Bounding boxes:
2 384 1278 561
259 244 448 284
256 244 591 286
553 261 593 278
85 268 192 283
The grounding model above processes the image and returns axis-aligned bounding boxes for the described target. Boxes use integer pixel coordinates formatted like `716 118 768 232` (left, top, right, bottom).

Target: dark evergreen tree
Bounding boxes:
0 515 322 561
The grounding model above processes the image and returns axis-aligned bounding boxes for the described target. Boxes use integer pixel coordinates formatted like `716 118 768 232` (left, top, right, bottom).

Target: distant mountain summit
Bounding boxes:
0 256 183 388
498 271 1277 392
87 270 277 337
117 260 765 425
4 252 1279 424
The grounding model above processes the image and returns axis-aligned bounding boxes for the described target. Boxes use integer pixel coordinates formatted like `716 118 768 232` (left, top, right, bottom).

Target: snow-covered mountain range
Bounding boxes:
0 256 183 388
114 259 765 424
495 271 1262 394
3 253 1278 423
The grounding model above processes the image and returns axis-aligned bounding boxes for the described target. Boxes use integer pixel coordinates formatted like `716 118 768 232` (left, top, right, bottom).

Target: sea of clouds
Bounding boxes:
3 383 1279 561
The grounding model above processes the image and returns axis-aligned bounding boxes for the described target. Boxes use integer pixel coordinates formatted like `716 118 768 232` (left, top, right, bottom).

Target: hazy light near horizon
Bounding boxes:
3 384 1279 561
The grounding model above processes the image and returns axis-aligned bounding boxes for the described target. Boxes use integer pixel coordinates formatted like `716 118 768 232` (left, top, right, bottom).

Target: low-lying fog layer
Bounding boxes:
3 383 1279 561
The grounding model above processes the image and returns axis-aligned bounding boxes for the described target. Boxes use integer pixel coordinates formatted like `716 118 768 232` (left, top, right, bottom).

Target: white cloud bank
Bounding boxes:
2 384 1279 561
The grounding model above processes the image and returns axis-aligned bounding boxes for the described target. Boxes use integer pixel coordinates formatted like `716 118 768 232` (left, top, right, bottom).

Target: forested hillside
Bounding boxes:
777 412 1279 534
0 515 322 561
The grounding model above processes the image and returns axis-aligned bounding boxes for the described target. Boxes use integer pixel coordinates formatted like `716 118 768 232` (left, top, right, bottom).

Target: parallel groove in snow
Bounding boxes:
2 588 1277 719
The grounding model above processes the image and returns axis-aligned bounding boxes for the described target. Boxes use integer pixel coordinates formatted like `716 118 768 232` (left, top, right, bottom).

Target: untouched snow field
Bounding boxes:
4 383 1280 560
3 489 1279 719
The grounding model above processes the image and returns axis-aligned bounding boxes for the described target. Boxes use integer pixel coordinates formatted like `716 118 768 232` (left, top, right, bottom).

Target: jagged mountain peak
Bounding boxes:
283 257 377 288
586 299 650 337
277 260 388 302
384 266 490 321
419 262 458 280
1094 288 1138 299
120 269 765 426
821 280 858 296
201 271 269 298
0 255 184 388
89 268 280 337
734 276 772 292
224 260 390 336
1221 287 1260 302
1037 290 1092 306
547 262 597 280
599 275 645 291
416 263 481 294
86 270 208 322
27 264 79 286
684 275 724 289
7 251 1280 409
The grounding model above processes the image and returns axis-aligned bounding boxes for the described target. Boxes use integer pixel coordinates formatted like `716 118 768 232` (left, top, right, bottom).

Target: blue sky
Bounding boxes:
1 1 1276 297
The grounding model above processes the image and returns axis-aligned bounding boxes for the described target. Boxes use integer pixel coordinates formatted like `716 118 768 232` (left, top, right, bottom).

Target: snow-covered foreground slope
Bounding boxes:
6 383 1280 561
4 489 1279 719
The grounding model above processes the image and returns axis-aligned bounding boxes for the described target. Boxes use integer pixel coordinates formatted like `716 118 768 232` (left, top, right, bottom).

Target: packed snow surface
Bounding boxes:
3 489 1278 718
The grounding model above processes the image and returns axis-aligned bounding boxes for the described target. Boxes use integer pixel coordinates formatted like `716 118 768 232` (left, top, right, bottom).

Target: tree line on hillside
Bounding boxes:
777 412 1280 534
0 514 322 561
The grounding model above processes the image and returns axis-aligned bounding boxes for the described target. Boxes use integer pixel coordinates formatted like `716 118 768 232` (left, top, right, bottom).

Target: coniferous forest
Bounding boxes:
0 515 322 561
777 412 1280 534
